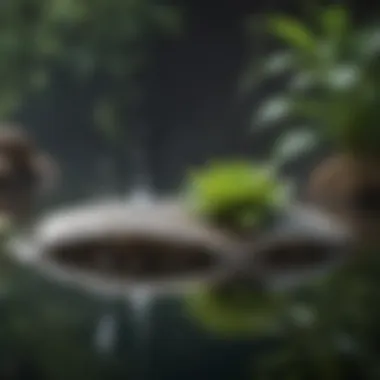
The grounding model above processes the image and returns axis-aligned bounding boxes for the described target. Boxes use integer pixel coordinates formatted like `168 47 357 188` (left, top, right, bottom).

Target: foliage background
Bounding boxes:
0 0 379 379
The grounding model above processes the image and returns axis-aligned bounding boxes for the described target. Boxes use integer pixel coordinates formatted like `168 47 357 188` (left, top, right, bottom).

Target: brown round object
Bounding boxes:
0 125 58 220
307 153 380 246
31 153 60 194
0 125 35 164
308 154 355 214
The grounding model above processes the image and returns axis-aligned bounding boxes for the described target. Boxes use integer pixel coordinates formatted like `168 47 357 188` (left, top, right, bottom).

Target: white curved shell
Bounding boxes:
34 198 234 253
247 203 352 292
9 197 237 297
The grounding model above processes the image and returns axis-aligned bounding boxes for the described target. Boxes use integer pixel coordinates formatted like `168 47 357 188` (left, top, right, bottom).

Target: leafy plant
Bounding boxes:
183 160 290 231
245 5 380 162
251 248 380 380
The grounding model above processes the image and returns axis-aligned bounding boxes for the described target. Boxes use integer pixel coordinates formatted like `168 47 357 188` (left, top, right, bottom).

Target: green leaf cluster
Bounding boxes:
252 250 380 380
245 6 380 163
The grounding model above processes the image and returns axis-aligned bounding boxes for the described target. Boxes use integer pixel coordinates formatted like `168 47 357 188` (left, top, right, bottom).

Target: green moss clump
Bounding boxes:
184 161 288 231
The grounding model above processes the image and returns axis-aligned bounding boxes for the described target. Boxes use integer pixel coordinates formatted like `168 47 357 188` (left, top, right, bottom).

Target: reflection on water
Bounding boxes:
9 184 234 379
129 287 154 338
129 287 155 379
94 313 118 355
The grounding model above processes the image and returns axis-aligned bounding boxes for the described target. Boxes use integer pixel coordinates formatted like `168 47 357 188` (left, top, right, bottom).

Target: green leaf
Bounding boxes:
265 51 295 75
268 16 316 53
326 64 360 91
273 129 319 166
321 5 349 40
254 97 293 129
239 51 295 93
355 27 380 61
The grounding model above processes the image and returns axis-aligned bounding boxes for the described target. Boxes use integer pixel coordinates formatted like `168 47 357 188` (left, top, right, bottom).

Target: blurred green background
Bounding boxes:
0 1 379 379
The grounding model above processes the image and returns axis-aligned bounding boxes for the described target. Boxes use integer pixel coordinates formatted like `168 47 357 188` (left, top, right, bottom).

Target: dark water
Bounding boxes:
0 262 280 380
